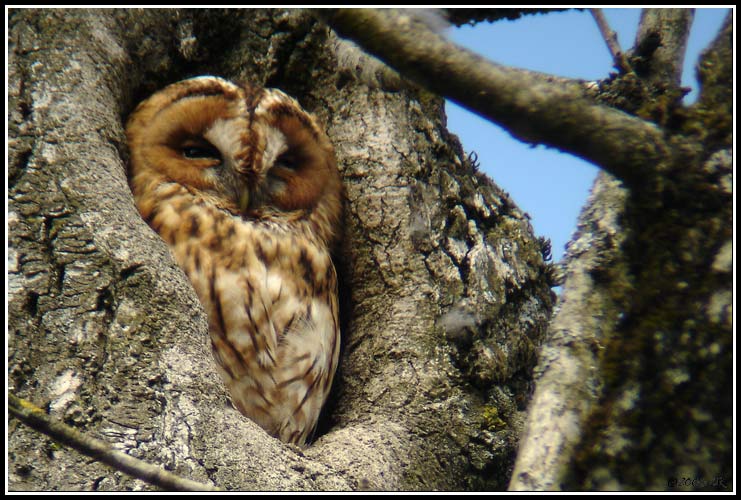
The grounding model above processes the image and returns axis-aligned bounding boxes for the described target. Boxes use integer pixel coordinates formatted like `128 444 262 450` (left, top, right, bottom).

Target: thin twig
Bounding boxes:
8 393 220 492
590 8 633 73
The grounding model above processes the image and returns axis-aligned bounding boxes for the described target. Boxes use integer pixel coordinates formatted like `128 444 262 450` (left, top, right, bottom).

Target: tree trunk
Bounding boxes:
8 7 732 492
8 8 555 490
511 10 733 491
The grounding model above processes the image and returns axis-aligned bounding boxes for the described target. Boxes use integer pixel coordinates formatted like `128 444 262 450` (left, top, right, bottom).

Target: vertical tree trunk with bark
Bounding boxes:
8 8 732 492
8 8 555 490
510 10 733 491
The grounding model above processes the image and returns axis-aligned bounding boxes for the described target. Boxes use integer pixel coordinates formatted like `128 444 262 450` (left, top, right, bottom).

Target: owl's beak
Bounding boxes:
218 162 251 214
238 189 250 213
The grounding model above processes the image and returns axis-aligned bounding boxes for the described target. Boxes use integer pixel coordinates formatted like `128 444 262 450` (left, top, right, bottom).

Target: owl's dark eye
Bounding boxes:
182 143 222 162
275 151 298 170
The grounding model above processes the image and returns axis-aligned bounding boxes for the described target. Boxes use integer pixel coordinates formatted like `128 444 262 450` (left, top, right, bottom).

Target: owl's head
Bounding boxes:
126 76 341 221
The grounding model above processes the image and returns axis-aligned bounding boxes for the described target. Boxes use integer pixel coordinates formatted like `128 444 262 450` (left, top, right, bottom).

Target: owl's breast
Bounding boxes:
168 210 339 444
170 207 335 357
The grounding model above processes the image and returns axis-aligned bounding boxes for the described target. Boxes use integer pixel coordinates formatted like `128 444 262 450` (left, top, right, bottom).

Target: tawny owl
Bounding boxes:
126 76 343 446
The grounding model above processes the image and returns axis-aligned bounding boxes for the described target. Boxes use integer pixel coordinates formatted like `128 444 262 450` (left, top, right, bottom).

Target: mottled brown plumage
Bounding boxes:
126 76 342 446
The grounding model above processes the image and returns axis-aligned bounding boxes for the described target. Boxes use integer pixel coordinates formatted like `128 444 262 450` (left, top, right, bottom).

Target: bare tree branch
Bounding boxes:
632 8 694 86
8 394 220 492
331 36 407 90
316 8 669 190
589 8 632 73
442 8 571 27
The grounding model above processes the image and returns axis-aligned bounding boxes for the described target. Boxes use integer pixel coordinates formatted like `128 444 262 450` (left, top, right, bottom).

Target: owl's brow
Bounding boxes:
148 79 241 120
270 102 319 136
149 90 241 126
175 78 241 100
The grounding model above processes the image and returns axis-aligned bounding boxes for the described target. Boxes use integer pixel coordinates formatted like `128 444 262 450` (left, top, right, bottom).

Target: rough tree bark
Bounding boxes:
8 8 555 491
7 7 733 492
314 7 731 491
510 10 733 491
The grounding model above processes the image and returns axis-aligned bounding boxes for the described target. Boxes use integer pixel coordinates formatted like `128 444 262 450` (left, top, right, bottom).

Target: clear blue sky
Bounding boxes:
445 8 730 260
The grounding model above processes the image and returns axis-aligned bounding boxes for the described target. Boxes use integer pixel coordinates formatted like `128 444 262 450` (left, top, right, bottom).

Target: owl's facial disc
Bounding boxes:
204 117 246 165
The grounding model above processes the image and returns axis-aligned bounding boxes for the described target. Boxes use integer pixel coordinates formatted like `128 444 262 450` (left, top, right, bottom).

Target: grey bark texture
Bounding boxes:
7 7 733 492
511 10 733 492
8 8 555 491
509 171 630 491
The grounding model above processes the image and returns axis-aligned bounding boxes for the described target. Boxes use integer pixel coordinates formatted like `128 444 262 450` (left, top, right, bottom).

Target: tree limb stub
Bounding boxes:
633 9 694 87
318 8 670 190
